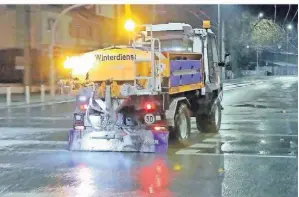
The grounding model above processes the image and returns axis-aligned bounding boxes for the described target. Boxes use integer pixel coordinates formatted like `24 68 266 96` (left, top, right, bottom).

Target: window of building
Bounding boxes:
95 5 115 19
47 18 55 31
48 5 63 8
6 5 17 9
88 26 92 38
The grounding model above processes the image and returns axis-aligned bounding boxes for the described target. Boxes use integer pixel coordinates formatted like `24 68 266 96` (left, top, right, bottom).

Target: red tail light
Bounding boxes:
153 126 167 132
144 102 156 111
79 104 88 111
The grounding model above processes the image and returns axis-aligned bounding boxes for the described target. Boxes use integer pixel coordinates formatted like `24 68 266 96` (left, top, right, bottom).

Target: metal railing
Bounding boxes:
131 24 162 95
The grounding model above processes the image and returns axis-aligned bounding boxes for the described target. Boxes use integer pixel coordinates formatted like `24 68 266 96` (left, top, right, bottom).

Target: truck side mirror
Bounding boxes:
218 62 225 67
225 52 230 57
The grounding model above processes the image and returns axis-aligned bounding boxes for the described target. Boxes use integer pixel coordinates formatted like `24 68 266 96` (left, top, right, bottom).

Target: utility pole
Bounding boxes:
217 4 225 80
256 49 259 75
49 4 87 99
217 4 221 60
287 33 289 64
24 5 31 87
221 20 225 79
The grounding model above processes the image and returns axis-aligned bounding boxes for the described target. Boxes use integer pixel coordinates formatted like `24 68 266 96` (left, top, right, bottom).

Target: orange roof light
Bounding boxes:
203 20 211 29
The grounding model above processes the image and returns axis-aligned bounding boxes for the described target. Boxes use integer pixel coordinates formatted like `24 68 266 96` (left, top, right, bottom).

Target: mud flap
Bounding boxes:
153 132 169 154
137 130 169 153
68 129 74 151
68 129 83 151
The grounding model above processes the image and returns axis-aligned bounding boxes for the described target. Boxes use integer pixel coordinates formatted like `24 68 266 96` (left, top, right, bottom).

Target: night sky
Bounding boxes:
131 4 298 53
133 4 298 30
237 5 297 26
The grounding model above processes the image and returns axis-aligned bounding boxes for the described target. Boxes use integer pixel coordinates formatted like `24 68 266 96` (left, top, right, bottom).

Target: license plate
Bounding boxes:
73 113 84 126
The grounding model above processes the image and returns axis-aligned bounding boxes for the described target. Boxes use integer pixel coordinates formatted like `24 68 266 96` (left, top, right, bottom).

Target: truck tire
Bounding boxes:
196 101 221 133
174 103 191 146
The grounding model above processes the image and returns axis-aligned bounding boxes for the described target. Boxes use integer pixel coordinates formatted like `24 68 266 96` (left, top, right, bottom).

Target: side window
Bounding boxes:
207 34 219 68
211 36 219 63
207 35 214 70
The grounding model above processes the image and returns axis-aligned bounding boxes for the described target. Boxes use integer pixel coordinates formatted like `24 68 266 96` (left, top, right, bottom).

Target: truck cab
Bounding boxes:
135 23 223 89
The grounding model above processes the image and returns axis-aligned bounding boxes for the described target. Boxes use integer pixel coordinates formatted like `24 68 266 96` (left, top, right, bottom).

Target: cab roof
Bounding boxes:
145 23 192 32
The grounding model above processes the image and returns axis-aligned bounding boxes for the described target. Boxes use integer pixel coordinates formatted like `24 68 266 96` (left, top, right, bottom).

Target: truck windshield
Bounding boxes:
160 39 193 52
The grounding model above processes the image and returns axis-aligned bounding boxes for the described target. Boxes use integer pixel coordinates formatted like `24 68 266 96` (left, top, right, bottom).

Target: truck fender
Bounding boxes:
165 97 190 127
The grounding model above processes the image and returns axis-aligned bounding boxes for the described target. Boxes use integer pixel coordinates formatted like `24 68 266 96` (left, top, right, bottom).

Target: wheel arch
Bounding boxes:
165 97 190 127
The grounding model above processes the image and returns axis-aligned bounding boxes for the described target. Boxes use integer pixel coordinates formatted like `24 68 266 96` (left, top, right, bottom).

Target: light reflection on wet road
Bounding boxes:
0 76 297 197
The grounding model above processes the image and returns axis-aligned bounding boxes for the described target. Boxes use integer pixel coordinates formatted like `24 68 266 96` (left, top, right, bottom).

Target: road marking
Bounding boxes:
176 150 297 158
1 149 70 154
0 140 68 147
176 149 200 154
1 99 76 110
219 132 298 137
1 191 140 197
1 193 54 197
0 116 72 120
203 138 219 143
0 127 69 132
221 119 299 123
190 143 215 148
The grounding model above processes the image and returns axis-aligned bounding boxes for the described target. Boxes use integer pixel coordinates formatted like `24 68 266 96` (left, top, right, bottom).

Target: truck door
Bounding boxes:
207 33 220 85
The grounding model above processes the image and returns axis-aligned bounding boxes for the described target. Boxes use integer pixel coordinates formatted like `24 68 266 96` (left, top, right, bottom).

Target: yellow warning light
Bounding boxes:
203 20 211 29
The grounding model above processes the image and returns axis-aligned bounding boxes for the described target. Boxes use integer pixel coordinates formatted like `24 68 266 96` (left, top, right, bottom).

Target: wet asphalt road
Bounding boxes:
0 76 297 197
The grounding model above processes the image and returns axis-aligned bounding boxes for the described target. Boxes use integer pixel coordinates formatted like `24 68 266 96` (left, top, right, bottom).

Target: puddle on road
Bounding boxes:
186 134 299 156
232 103 274 109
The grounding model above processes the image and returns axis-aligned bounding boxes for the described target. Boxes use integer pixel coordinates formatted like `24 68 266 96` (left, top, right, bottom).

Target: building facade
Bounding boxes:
0 5 122 84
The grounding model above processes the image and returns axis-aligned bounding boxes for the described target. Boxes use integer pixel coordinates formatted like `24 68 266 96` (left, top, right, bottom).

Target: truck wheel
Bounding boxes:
174 103 191 146
196 101 221 133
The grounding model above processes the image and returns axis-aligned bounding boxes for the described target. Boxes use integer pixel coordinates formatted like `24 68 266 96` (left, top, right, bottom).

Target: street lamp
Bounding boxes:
258 12 264 19
124 19 136 32
286 24 293 64
287 24 293 30
49 4 87 99
124 19 136 45
246 45 250 49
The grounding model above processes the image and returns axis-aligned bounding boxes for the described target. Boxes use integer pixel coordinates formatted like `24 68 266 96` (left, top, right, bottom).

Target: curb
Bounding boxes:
0 78 269 110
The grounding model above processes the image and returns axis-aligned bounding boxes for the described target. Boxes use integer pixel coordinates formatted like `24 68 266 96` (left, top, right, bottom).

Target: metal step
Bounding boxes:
133 41 152 46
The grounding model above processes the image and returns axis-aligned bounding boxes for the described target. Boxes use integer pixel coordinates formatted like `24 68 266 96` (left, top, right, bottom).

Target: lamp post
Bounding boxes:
49 4 87 99
256 49 259 75
246 45 260 76
286 24 293 64
124 19 136 45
